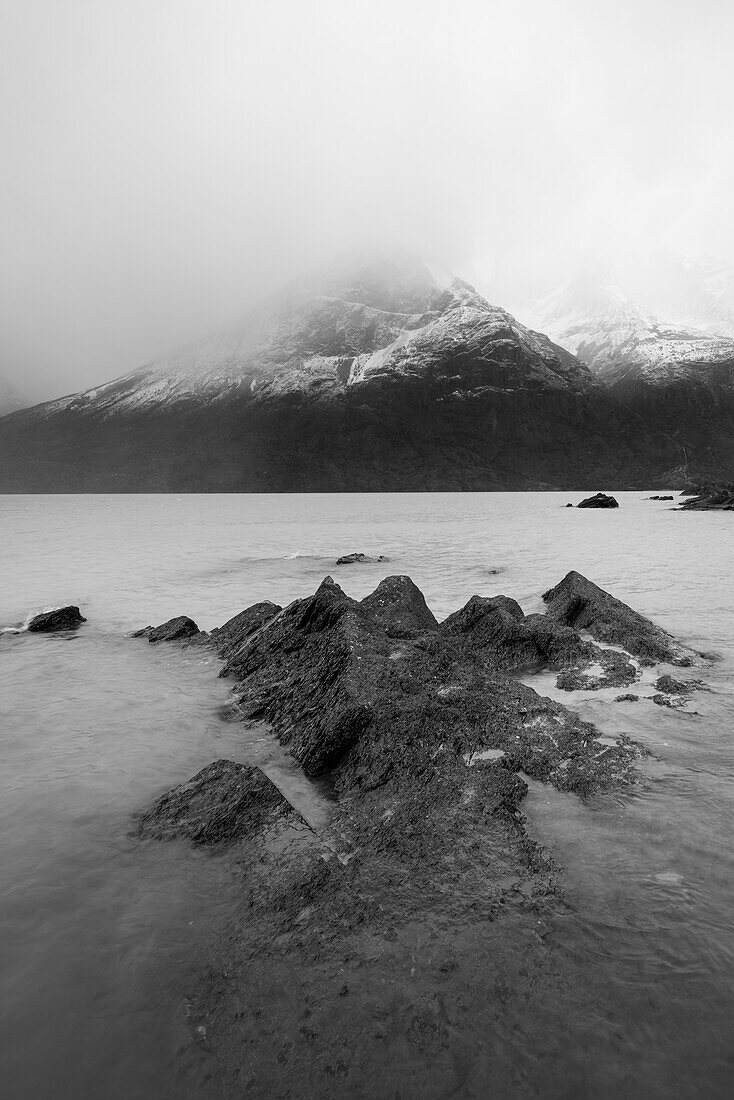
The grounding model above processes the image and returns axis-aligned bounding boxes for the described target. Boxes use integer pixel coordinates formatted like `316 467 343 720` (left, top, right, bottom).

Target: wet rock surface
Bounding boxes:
577 492 619 508
137 570 701 1097
543 570 694 665
137 760 300 845
209 601 282 659
27 606 86 632
359 574 438 638
678 483 734 510
132 615 201 643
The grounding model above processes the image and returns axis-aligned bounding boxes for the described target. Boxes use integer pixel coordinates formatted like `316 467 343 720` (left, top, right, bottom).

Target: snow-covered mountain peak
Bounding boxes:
25 253 591 421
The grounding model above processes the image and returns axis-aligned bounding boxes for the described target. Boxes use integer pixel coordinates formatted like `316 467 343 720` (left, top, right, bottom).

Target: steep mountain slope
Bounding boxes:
525 274 734 477
0 375 28 417
0 254 684 491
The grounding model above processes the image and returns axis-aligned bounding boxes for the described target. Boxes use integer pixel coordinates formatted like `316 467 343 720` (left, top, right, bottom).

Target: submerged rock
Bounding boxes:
335 553 387 565
556 649 638 691
542 570 691 665
136 760 297 844
27 606 86 632
654 674 702 695
615 694 639 702
577 493 619 508
132 616 201 643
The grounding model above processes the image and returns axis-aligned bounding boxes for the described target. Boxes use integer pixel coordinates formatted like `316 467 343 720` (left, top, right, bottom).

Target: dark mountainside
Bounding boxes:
0 254 691 492
526 273 734 483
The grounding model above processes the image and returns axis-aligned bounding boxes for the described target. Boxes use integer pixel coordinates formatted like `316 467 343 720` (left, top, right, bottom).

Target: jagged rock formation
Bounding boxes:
678 483 734 510
542 570 692 665
136 760 299 844
577 492 619 508
136 571 706 1096
197 572 664 792
27 606 86 632
209 601 282 659
0 253 684 491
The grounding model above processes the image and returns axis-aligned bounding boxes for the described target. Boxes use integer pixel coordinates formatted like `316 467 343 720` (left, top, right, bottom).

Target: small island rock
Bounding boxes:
577 493 619 509
27 606 86 632
335 553 388 565
132 615 200 643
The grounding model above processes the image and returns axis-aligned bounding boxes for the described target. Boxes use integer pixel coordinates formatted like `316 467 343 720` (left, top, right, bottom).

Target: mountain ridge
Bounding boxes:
0 254 702 491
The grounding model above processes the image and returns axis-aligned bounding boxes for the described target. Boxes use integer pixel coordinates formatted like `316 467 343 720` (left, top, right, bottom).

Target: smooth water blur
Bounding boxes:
1 492 733 1098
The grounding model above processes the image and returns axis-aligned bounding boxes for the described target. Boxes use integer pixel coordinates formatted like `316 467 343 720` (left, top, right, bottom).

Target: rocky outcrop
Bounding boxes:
359 575 438 638
136 569 707 1097
218 573 645 796
577 493 619 508
440 594 597 671
678 484 734 510
27 606 86 632
542 570 692 665
209 601 282 659
136 760 298 844
132 615 201 642
648 495 674 500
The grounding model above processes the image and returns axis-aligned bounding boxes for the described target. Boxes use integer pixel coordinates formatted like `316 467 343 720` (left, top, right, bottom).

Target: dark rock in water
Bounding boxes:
27 606 86 632
132 615 201 643
577 493 619 509
486 567 504 575
648 495 674 501
654 674 696 695
555 669 593 691
220 573 642 796
136 760 296 844
359 575 438 638
335 553 387 565
221 576 382 777
678 483 734 511
543 570 690 665
440 594 596 672
615 694 639 702
565 503 574 507
210 601 282 659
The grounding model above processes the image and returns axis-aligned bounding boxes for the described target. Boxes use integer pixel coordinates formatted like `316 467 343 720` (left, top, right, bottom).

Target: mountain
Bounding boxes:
524 271 734 477
0 253 686 491
0 375 28 417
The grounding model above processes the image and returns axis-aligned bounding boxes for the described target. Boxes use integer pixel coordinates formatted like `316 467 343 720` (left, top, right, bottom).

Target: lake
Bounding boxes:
1 492 733 1098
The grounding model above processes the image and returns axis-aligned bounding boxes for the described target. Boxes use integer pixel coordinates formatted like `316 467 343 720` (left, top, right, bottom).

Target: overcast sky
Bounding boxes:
2 0 733 400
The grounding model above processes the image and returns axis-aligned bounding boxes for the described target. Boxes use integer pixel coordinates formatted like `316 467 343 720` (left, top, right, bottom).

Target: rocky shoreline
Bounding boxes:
131 572 708 1097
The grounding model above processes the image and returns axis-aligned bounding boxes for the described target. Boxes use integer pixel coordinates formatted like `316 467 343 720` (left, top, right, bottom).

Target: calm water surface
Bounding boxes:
1 493 733 1098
